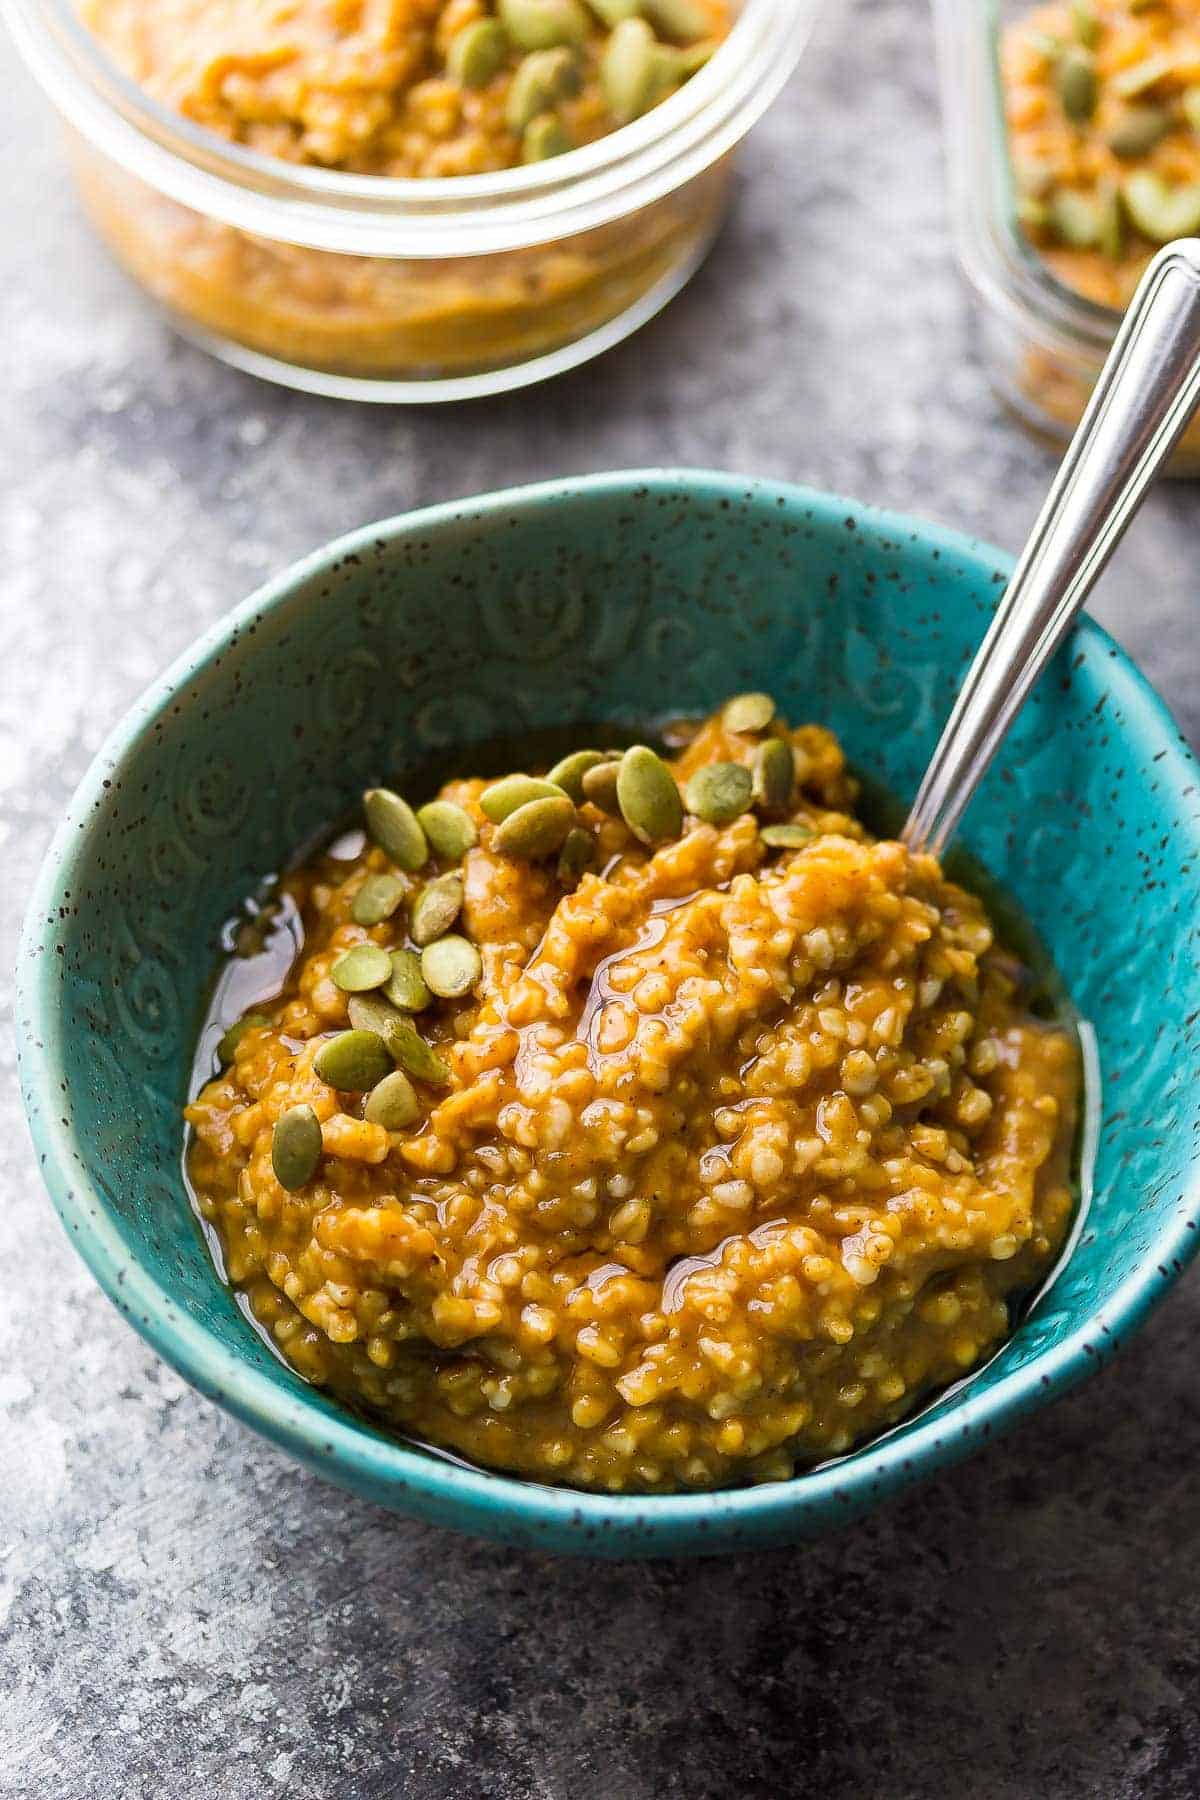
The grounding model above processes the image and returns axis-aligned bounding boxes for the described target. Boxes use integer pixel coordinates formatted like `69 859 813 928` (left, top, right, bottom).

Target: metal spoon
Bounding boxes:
904 238 1200 857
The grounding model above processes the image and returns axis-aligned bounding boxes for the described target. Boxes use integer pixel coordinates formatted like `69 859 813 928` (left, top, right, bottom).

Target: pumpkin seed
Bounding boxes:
416 800 477 860
760 823 814 849
617 745 683 844
1016 196 1050 231
1098 181 1124 261
499 0 589 51
364 1069 421 1130
556 825 596 888
684 761 752 826
447 17 510 87
363 788 428 872
421 934 483 999
1048 188 1102 247
752 736 795 813
271 1104 322 1191
580 757 622 814
1071 1 1099 49
523 112 573 160
506 44 581 130
1056 47 1097 123
480 772 569 823
347 993 438 1073
545 748 608 801
601 17 661 122
383 948 433 1012
674 37 716 76
644 0 707 39
348 991 407 1044
331 943 394 993
410 873 464 946
351 872 406 927
314 1029 393 1092
389 1015 452 1086
217 1012 270 1065
1122 170 1200 242
722 691 776 734
1113 53 1177 99
1105 104 1172 157
495 794 577 858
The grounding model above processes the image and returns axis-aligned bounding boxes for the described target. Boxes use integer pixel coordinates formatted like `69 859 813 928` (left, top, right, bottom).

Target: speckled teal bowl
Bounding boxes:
18 472 1200 1556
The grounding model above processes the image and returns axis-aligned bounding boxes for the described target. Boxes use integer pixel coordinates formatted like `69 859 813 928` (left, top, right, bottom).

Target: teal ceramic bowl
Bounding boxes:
18 472 1200 1557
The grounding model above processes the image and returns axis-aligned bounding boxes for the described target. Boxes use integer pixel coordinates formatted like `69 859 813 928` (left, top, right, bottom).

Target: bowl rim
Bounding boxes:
18 469 1200 1550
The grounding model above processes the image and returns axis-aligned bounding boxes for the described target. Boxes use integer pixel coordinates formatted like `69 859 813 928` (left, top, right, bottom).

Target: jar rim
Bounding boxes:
6 0 828 256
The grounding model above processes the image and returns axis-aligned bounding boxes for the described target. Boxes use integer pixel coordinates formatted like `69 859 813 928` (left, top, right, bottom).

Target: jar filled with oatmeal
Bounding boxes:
8 0 826 400
934 0 1200 474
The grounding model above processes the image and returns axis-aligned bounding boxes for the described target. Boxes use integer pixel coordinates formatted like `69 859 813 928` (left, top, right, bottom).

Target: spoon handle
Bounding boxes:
904 238 1200 857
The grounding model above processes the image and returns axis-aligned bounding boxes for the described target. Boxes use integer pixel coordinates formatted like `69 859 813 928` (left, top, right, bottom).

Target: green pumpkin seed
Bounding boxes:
1098 181 1124 261
684 761 752 826
617 745 683 845
389 1015 452 1086
364 1069 421 1131
271 1104 323 1191
410 873 464 947
1183 86 1200 133
523 112 573 160
495 794 576 858
673 37 717 76
1071 1 1099 49
587 0 643 22
217 1012 270 1065
480 772 570 823
1048 188 1102 247
760 823 814 849
1113 53 1178 98
331 943 394 993
314 1029 393 1092
421 934 483 999
721 691 776 734
363 788 428 873
416 800 477 860
348 991 406 1044
752 736 795 813
499 0 589 51
383 948 433 1013
1122 170 1200 242
643 0 707 39
580 758 623 815
556 825 596 888
1105 104 1172 157
601 17 661 122
1056 47 1097 123
351 872 406 927
545 748 608 802
447 17 510 87
506 44 581 130
1016 196 1050 231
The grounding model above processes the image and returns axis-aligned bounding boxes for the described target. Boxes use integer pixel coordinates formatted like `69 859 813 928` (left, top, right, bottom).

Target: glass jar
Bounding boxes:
7 0 826 402
933 0 1200 475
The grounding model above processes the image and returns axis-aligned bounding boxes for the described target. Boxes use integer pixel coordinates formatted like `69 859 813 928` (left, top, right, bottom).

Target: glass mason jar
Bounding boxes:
933 0 1200 475
7 0 827 402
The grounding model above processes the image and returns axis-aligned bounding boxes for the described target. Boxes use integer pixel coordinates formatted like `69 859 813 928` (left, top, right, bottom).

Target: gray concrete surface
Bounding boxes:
3 3 1199 1796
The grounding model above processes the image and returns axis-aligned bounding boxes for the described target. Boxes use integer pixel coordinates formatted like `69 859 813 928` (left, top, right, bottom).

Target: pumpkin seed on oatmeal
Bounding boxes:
186 701 1080 1494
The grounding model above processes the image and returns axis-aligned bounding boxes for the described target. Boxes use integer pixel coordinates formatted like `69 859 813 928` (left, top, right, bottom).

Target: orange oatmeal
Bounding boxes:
186 702 1080 1494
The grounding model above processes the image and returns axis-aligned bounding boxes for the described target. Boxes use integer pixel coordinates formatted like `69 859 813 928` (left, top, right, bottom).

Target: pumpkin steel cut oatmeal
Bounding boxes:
186 702 1079 1493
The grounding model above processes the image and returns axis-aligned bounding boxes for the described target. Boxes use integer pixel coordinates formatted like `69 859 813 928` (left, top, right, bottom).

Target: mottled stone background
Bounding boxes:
3 3 1199 1796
